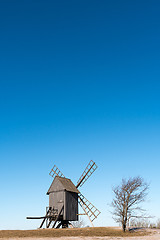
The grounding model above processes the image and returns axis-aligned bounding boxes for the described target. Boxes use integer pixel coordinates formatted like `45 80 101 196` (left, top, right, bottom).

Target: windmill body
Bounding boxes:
27 160 101 228
47 176 79 222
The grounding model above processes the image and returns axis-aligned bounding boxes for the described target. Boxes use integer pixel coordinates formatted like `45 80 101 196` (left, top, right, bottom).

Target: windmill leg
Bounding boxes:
39 209 50 228
47 219 53 228
52 205 64 228
39 217 47 229
52 219 59 228
56 221 62 228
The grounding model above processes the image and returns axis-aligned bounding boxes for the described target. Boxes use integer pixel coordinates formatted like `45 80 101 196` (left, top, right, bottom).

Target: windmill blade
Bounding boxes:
49 165 65 179
76 160 97 188
78 193 101 222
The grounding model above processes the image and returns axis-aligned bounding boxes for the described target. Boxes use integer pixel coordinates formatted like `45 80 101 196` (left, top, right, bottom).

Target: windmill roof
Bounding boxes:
47 176 80 194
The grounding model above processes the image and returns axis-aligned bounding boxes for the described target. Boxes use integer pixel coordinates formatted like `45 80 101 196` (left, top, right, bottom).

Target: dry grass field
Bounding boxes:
0 227 152 239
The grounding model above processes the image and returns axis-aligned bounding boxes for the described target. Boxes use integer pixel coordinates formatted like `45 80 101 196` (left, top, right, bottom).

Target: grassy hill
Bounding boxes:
0 227 149 238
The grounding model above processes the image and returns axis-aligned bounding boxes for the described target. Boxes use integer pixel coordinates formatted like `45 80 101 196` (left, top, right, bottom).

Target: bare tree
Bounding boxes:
111 176 149 232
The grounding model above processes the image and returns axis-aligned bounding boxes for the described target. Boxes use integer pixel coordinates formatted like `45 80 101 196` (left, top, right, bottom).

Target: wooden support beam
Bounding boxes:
56 222 62 229
52 205 64 229
47 219 53 228
27 217 47 219
39 209 50 229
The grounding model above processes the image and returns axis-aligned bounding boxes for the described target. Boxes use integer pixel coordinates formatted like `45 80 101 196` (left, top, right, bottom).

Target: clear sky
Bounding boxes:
0 0 160 230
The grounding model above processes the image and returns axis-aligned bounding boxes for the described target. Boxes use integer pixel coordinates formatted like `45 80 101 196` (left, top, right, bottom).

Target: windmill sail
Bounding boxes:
78 193 101 222
76 160 97 188
49 165 65 179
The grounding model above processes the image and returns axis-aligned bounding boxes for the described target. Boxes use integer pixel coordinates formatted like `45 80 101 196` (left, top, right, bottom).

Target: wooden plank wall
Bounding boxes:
64 191 78 221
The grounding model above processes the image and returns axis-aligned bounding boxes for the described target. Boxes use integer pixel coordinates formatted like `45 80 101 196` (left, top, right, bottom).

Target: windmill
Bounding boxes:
27 160 101 228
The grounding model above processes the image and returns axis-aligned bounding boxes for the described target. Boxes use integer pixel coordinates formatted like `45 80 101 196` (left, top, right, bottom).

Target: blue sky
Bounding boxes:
0 0 160 229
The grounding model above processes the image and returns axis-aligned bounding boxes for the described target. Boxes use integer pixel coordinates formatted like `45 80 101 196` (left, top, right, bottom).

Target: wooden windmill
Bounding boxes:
27 160 101 228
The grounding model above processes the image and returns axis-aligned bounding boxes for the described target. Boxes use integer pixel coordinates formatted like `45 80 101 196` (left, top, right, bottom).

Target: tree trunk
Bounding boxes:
123 223 126 232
